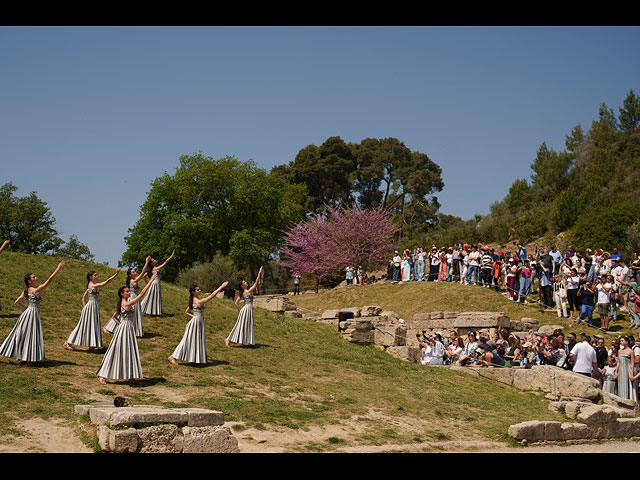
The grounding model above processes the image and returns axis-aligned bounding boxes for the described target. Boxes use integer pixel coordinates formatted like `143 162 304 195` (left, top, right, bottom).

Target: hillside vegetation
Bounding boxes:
0 251 611 452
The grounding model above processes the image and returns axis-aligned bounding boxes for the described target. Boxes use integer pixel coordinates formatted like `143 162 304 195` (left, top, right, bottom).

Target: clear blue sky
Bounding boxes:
2 26 639 266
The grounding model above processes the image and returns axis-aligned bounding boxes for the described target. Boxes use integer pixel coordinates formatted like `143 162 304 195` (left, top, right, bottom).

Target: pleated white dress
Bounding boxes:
103 284 144 337
96 305 143 380
0 293 45 362
66 289 102 348
226 293 255 346
141 270 162 315
171 303 207 364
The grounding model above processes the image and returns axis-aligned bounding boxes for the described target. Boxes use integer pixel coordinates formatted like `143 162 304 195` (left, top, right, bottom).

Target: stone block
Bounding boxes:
138 424 182 453
576 405 618 425
98 426 139 453
361 306 382 316
453 312 510 328
508 420 546 441
564 401 593 419
321 309 341 320
182 426 240 453
380 311 400 322
341 329 374 344
90 406 189 428
177 408 225 427
476 367 515 387
413 313 431 321
560 422 591 441
342 318 374 331
374 324 406 347
386 346 420 363
602 391 639 413
612 418 640 437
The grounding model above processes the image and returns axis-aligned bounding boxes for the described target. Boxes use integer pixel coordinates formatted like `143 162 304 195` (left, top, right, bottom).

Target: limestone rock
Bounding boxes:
361 305 382 316
98 426 139 453
576 405 618 425
386 346 420 363
321 309 341 320
374 324 406 347
138 424 182 453
182 426 240 453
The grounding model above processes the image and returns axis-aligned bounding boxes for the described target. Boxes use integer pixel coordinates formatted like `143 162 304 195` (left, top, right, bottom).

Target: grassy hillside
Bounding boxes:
0 251 594 452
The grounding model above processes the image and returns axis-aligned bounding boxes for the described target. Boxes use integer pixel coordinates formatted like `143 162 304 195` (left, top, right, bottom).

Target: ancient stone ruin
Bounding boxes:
76 404 239 453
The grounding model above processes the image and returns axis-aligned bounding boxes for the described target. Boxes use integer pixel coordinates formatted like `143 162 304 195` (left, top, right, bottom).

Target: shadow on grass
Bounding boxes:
1 358 76 368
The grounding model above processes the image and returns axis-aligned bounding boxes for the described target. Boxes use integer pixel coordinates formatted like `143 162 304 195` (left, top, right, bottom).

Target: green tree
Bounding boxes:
121 153 307 280
0 182 62 254
618 89 640 131
56 234 95 262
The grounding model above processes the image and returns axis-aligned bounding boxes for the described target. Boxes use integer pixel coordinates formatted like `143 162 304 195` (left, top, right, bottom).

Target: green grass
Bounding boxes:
0 251 597 451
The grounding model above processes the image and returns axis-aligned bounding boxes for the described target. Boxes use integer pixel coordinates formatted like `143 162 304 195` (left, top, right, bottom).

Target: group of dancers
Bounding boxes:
0 242 265 385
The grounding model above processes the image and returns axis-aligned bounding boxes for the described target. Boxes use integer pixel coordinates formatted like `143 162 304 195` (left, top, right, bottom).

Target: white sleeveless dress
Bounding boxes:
171 303 207 363
66 288 102 348
0 293 45 362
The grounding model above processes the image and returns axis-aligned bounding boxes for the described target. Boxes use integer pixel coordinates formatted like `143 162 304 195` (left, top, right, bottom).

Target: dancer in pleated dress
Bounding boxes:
168 280 228 366
617 336 637 401
140 250 175 316
0 240 9 312
0 260 65 364
97 271 158 384
103 256 151 337
226 266 263 347
64 268 120 352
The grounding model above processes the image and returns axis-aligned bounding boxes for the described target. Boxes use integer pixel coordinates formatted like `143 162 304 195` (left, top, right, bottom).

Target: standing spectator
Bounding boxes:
415 247 426 281
451 244 461 282
566 268 581 320
538 247 554 309
601 356 618 395
356 265 363 285
607 273 619 324
401 253 411 282
392 251 402 281
566 332 578 371
595 276 612 330
480 247 493 288
630 252 640 280
585 249 595 283
467 245 480 285
460 245 470 284
594 336 609 371
577 281 595 327
293 273 301 295
517 241 527 261
550 245 563 276
506 258 517 299
569 334 599 378
428 247 440 282
518 259 532 304
611 247 622 263
345 266 354 286
620 276 640 328
553 275 568 318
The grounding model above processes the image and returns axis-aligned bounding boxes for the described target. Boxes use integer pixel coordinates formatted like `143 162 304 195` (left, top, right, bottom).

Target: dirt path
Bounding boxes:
3 417 640 454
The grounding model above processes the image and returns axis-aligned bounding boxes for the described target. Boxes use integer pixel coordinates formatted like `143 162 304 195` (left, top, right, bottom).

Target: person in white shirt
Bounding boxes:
569 335 599 377
596 277 612 330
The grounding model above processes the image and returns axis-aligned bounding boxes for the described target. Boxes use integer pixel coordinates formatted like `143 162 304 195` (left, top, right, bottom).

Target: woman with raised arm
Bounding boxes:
96 271 158 385
169 280 229 366
64 268 120 352
103 256 151 337
140 250 175 316
0 261 65 364
225 266 263 347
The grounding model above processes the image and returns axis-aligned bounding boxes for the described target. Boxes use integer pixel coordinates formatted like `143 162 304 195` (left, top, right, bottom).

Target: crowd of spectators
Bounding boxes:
375 243 640 335
415 327 640 402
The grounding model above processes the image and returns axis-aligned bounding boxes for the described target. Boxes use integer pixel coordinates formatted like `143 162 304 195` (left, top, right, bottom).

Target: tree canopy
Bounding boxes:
120 153 307 280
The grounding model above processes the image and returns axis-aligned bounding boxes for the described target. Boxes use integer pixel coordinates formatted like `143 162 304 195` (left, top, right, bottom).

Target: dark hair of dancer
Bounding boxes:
126 269 133 288
188 285 198 311
86 270 96 287
23 273 33 296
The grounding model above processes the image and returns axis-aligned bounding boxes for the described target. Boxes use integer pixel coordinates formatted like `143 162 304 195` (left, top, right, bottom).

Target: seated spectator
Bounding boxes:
446 336 465 366
511 349 530 369
458 331 479 366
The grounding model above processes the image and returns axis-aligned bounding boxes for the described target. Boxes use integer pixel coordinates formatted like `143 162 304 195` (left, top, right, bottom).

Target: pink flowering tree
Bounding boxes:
279 205 398 290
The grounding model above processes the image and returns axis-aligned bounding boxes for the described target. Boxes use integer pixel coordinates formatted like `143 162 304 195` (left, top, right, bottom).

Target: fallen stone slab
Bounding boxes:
80 405 225 428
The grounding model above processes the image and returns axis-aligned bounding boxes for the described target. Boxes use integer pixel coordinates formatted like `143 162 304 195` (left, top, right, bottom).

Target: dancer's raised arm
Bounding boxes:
247 266 263 294
156 250 175 271
199 281 229 306
33 261 65 295
133 256 152 282
0 240 9 254
92 269 121 288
